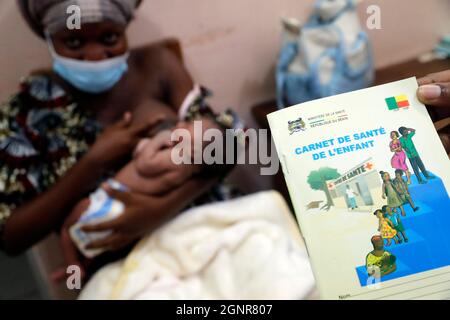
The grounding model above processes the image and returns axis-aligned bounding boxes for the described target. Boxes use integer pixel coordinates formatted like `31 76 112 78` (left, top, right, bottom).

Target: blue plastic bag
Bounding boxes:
276 0 374 108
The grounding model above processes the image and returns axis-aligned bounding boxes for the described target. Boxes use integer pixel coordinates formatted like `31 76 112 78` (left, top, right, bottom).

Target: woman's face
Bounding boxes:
390 131 398 139
50 21 128 61
383 172 390 181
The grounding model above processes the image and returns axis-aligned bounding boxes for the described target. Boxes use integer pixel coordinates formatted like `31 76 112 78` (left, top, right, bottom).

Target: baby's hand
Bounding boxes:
133 146 201 195
172 119 223 164
133 130 174 176
132 127 202 194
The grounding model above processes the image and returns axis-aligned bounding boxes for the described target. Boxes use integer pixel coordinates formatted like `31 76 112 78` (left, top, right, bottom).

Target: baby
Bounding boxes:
68 119 202 258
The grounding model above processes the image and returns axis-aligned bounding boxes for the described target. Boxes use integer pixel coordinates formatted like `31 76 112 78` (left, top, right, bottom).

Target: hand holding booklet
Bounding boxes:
268 78 450 300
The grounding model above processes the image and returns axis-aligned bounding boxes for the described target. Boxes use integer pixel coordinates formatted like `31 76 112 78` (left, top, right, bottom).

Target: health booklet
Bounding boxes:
267 77 450 300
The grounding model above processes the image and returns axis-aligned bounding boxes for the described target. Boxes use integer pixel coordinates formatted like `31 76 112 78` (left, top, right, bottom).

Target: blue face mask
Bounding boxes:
47 35 129 94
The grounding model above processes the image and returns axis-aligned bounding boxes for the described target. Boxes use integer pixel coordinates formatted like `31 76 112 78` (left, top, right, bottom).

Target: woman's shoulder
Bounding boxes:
129 39 184 73
2 72 72 112
0 72 99 206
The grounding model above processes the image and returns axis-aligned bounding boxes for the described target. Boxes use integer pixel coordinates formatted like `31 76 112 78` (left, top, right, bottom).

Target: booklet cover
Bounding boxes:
267 78 450 300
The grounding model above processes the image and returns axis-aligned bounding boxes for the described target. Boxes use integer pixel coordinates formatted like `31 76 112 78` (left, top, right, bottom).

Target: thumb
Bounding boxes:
117 112 133 128
102 184 131 204
163 175 219 206
417 83 450 107
130 116 167 137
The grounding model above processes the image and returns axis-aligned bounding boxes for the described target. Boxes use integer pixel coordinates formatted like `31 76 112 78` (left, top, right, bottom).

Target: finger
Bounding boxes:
417 83 450 107
81 218 123 233
418 70 450 86
163 175 219 206
103 185 132 204
136 150 178 178
108 235 134 251
152 130 174 150
59 228 86 279
133 134 170 163
130 117 167 137
133 138 151 158
116 112 132 128
142 169 187 195
85 233 125 250
50 267 67 284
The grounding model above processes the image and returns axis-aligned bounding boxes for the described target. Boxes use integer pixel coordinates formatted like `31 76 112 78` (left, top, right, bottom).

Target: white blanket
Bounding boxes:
79 191 316 300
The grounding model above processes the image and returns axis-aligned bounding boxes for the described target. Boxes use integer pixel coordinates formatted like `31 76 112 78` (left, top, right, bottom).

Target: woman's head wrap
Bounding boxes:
18 0 142 38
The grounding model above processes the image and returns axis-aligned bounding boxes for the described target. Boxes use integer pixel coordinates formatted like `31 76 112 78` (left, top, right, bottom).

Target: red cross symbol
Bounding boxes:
365 162 374 170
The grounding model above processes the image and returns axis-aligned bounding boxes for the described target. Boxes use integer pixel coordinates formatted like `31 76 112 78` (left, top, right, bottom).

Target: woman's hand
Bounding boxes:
417 70 450 108
81 176 218 251
417 70 450 155
86 112 163 171
53 200 93 283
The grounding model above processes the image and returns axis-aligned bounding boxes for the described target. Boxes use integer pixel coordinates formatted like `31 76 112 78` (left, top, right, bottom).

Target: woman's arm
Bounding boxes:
3 155 105 255
2 114 157 255
81 175 219 251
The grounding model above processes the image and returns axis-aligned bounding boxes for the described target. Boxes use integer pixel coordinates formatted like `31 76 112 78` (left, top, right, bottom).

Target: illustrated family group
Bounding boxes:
365 126 434 278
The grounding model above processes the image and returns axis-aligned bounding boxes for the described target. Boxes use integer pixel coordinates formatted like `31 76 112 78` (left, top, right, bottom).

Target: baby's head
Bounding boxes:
390 131 399 139
398 127 408 137
133 118 180 158
133 120 201 180
395 169 404 179
373 209 383 219
371 235 384 250
382 205 392 215
379 171 391 182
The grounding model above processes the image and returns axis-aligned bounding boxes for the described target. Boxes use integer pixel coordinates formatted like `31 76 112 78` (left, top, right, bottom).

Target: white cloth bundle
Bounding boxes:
79 191 315 300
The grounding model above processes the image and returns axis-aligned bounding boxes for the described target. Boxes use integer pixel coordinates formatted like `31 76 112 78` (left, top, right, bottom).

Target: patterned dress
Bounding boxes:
393 177 411 204
0 75 101 242
366 251 396 276
389 139 408 171
379 217 397 239
383 181 404 208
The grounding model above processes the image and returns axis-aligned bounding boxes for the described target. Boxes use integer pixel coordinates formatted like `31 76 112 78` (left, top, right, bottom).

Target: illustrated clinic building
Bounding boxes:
326 158 384 210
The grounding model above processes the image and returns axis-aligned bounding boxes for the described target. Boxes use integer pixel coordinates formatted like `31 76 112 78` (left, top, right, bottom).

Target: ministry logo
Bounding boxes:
288 117 306 135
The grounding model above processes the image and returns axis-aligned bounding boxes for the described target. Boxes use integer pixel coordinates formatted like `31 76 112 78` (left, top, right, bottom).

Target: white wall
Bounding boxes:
1 0 449 119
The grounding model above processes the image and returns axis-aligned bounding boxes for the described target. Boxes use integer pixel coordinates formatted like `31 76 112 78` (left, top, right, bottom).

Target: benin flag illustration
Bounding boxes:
385 94 410 110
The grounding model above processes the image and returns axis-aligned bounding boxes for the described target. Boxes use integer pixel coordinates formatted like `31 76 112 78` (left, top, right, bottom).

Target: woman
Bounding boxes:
0 0 236 257
365 235 397 278
389 131 411 184
380 171 406 217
